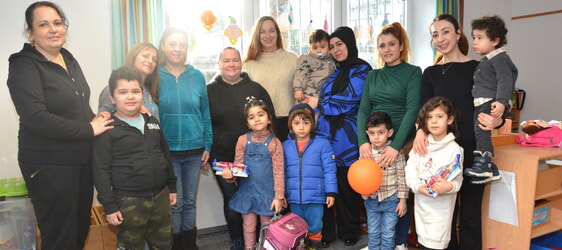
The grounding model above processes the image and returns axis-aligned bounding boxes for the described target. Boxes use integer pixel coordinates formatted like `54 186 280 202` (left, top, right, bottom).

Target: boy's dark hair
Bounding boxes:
366 112 392 130
108 67 143 95
471 15 508 48
309 29 330 44
417 97 460 138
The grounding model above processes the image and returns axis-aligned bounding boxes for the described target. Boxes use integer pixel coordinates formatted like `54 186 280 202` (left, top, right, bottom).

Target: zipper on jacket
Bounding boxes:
299 146 303 205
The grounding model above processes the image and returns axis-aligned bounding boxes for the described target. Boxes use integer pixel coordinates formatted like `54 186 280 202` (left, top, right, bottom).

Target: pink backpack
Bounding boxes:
259 213 308 250
516 126 562 147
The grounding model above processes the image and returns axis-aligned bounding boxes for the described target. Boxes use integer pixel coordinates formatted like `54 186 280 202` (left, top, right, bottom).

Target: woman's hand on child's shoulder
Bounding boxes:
412 129 429 157
359 143 373 160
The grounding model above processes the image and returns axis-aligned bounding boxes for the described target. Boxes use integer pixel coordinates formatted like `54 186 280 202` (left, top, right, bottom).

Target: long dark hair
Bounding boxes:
431 14 469 65
244 98 276 135
418 97 460 138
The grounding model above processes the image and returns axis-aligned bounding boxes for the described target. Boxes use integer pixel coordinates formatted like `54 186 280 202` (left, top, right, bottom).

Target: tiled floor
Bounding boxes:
198 230 421 249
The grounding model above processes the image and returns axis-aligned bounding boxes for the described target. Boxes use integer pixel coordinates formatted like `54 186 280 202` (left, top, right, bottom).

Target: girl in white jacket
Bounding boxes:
405 97 463 250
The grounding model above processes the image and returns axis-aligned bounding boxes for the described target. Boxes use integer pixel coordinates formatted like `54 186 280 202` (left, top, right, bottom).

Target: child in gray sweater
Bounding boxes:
465 15 518 184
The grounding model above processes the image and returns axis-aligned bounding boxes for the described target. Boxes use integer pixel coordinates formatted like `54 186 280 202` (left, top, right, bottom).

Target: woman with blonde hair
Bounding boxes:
243 16 298 141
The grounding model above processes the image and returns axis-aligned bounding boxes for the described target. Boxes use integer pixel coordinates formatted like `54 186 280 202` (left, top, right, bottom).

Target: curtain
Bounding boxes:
436 0 463 25
111 0 167 68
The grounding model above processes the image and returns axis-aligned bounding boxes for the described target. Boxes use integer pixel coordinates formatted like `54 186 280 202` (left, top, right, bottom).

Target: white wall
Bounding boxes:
408 0 436 70
464 0 562 125
509 0 562 123
0 0 112 178
0 0 225 231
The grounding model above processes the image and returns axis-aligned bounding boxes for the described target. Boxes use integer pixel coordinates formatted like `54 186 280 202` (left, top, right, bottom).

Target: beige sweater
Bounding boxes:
243 49 298 117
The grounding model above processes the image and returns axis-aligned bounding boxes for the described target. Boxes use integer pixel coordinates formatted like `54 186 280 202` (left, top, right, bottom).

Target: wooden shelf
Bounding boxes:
482 143 562 249
531 199 562 238
536 188 562 200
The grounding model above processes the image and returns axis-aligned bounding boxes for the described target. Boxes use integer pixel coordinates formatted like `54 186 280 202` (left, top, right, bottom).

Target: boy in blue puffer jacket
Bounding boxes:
282 103 338 250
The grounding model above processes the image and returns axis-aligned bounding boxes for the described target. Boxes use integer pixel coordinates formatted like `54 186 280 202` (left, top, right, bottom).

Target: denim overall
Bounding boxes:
229 133 275 216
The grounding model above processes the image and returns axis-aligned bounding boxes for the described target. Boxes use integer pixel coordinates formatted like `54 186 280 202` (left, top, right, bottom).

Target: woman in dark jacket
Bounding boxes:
207 47 275 250
6 2 111 249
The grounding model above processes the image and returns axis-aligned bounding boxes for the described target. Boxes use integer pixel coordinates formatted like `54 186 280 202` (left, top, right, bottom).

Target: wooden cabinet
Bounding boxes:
506 107 520 132
482 136 562 249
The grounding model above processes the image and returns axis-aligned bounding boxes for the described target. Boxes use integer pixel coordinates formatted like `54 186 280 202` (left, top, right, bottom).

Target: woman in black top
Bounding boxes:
7 2 112 249
207 47 274 250
413 14 502 250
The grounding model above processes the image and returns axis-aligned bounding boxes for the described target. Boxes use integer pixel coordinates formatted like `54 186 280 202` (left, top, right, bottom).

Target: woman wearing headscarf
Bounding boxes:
307 26 372 247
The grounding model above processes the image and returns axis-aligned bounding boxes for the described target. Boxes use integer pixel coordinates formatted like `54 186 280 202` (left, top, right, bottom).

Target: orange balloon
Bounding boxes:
347 159 383 195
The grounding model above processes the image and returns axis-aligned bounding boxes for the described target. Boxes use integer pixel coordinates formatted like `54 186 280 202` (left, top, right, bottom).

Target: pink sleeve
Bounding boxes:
234 134 247 165
269 138 285 200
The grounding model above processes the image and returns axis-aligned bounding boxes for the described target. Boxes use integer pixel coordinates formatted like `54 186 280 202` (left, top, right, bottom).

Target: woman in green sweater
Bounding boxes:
356 22 421 250
357 22 421 166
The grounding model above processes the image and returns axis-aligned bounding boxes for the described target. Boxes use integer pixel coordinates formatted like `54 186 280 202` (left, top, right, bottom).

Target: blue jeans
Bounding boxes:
171 154 202 233
290 204 324 234
365 193 399 250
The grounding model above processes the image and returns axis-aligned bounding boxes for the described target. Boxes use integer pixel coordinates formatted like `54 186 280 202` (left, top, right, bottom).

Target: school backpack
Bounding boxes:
516 126 562 147
258 213 308 250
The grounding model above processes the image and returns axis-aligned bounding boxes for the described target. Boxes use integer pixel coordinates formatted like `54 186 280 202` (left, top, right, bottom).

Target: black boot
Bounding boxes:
182 229 199 250
307 239 323 250
172 233 183 250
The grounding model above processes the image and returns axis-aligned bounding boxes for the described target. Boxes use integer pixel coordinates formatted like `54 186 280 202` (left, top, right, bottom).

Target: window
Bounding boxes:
260 0 333 56
348 0 406 67
167 0 246 81
164 0 407 80
262 0 406 67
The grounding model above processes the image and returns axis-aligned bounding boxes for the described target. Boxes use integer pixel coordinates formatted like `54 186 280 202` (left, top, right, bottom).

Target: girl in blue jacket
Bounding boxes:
282 104 338 250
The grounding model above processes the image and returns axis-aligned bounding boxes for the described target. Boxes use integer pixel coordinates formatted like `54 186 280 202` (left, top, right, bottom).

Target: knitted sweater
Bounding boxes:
472 49 518 108
421 61 479 142
243 49 298 117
